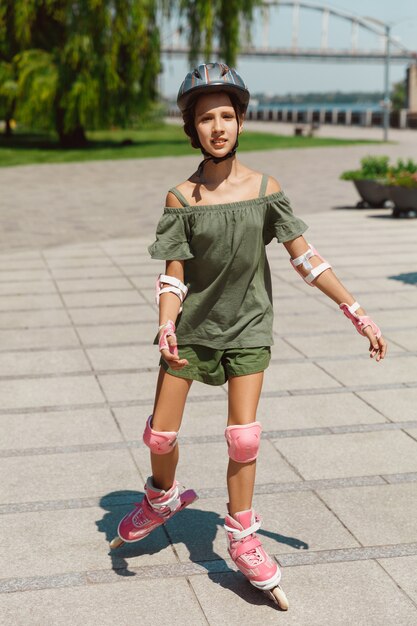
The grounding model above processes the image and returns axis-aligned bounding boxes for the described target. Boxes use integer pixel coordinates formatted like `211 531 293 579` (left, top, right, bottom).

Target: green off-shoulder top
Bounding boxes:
148 174 308 349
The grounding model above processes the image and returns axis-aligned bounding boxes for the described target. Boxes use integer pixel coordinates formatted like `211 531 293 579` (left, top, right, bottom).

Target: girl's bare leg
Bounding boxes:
226 372 264 517
150 367 192 491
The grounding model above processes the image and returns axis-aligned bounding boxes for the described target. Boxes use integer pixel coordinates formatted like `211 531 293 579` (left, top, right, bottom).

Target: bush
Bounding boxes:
340 155 390 181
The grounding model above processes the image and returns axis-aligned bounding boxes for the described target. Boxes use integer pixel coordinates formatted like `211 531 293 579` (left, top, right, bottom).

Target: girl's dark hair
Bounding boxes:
182 91 246 150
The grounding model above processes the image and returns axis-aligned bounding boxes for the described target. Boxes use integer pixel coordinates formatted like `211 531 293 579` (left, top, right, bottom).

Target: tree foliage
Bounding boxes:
0 0 260 144
1 0 161 145
175 0 262 66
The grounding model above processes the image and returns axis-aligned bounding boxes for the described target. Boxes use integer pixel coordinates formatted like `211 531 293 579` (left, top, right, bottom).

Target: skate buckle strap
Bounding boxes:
148 485 181 514
290 244 331 286
340 301 382 339
156 274 188 312
224 519 261 541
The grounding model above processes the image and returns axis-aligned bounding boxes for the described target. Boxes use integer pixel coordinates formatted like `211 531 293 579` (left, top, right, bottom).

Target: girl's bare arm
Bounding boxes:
283 236 387 361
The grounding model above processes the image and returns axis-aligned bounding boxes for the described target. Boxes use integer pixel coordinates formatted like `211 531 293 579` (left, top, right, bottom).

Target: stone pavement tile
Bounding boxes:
0 505 177 579
87 344 157 371
0 269 51 281
45 256 115 269
318 483 417 546
98 371 225 404
170 491 359 564
77 323 154 345
0 327 80 350
384 329 417 351
406 428 417 441
257 393 384 430
0 577 207 626
340 277 417 294
273 431 417 480
357 388 417 422
0 309 71 329
43 246 104 258
378 555 417 604
0 259 46 270
372 308 417 329
0 294 63 311
273 297 331 315
352 292 414 311
50 266 123 279
69 305 156 325
119 264 157 278
0 349 90 377
0 407 121 449
0 375 105 410
273 311 343 334
349 263 416 279
317 355 417 387
401 291 417 306
133 439 300 491
270 337 305 360
262 362 341 392
0 280 56 296
113 400 227 441
56 277 133 293
62 290 146 308
190 560 417 626
284 331 400 359
0 449 141 503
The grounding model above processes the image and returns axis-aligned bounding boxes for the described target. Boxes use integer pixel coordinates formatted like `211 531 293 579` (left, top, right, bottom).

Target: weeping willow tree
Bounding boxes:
177 0 263 66
0 0 261 145
0 0 161 146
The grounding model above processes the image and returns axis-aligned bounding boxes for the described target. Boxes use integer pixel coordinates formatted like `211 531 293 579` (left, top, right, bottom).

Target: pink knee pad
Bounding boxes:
225 422 262 463
143 415 178 455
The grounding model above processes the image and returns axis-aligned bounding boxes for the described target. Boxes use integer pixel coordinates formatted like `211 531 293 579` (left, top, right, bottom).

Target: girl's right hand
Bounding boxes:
158 321 189 370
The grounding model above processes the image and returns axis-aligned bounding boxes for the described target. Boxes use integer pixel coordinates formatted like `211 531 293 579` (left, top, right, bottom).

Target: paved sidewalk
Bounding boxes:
0 137 417 625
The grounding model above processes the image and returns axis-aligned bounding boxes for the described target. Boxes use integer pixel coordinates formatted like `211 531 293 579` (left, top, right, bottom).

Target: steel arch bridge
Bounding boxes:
161 0 417 64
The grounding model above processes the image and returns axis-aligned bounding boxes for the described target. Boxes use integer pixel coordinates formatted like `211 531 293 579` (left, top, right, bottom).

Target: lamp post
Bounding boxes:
364 16 392 141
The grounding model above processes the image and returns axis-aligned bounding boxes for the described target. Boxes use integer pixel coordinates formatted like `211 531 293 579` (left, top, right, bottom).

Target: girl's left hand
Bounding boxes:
362 326 387 362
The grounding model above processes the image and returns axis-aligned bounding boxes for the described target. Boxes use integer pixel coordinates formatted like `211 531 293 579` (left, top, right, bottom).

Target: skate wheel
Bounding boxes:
266 586 289 611
109 536 125 549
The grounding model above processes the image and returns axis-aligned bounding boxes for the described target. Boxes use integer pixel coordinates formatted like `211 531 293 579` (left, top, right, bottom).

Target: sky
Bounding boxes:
159 0 417 98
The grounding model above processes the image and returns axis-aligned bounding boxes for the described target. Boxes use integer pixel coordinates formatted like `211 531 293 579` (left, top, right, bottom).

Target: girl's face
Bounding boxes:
194 92 243 157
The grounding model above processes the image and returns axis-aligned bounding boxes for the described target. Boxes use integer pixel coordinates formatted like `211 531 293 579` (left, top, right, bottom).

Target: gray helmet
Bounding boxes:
177 62 250 112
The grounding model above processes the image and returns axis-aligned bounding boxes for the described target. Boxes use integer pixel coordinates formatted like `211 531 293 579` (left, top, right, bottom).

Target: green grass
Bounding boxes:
0 124 379 167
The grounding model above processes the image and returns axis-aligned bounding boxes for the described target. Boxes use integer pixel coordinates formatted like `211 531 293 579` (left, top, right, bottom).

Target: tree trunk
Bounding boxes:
58 125 88 148
56 107 88 148
4 118 13 137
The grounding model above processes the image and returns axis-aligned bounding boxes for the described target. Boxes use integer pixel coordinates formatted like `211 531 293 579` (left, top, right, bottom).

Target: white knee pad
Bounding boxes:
225 422 262 463
143 415 178 455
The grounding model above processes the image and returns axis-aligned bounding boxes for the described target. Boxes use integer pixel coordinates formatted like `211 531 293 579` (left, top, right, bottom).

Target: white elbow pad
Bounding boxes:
290 244 331 286
155 274 188 312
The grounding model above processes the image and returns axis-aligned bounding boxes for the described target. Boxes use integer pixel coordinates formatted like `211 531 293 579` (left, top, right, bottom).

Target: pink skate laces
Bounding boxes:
339 302 381 338
158 320 178 355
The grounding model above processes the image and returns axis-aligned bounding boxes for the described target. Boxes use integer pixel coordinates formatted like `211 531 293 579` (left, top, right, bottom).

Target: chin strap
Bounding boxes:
197 118 240 178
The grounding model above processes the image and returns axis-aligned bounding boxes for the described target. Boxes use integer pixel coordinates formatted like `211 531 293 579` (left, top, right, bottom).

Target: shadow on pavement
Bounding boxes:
388 272 417 286
97 490 308 587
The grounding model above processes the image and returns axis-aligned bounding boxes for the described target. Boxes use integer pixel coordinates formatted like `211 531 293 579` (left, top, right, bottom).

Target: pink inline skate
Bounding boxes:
224 508 289 610
110 476 198 549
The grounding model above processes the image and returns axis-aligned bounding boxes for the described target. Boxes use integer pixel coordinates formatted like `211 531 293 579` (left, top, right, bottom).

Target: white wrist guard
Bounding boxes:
340 301 382 339
155 274 188 312
290 244 332 286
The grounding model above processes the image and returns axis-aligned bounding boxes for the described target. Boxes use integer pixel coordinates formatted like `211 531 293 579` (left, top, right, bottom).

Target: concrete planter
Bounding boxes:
389 186 417 218
353 179 391 208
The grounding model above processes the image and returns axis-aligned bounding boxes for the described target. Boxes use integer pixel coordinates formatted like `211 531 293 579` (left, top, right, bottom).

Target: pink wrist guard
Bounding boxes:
158 320 178 356
340 302 381 339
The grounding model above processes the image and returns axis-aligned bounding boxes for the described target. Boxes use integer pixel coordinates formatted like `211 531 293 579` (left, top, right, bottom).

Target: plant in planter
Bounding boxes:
385 159 417 218
340 156 391 208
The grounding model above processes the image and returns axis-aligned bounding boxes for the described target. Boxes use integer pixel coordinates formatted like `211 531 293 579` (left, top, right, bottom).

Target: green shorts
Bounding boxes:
160 345 271 386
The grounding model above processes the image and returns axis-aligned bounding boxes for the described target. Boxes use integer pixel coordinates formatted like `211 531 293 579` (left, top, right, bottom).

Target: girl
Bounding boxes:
110 63 387 609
